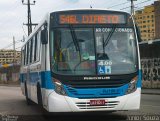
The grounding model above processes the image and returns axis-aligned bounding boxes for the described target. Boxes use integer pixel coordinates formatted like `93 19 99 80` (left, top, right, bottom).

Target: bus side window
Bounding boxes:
34 33 38 62
24 45 27 66
21 46 25 66
30 38 33 63
28 41 31 64
50 30 54 62
37 31 41 62
26 42 29 65
32 36 35 63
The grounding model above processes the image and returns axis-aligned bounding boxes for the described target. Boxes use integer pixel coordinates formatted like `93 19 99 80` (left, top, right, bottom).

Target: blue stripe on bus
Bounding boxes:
64 84 129 98
40 71 54 89
20 71 54 89
20 70 142 98
63 70 142 98
137 70 142 88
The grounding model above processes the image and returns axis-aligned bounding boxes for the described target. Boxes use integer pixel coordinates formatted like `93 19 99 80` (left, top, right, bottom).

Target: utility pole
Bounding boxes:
131 0 134 15
22 0 38 36
129 0 137 15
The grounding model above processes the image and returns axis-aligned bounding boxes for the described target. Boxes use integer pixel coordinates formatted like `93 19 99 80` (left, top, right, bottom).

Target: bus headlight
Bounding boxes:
53 79 67 96
126 76 138 94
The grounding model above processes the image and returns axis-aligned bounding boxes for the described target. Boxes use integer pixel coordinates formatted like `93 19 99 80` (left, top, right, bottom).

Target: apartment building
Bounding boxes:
135 0 160 41
0 50 21 64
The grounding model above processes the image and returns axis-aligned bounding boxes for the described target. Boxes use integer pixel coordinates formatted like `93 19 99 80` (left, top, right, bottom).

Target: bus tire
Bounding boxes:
37 83 43 106
25 83 33 105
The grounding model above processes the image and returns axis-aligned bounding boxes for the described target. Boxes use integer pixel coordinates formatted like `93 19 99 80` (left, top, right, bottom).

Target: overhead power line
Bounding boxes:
107 2 129 9
120 0 154 10
1 39 24 50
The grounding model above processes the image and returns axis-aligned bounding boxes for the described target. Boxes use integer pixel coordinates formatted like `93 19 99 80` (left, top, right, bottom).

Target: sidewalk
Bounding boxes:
141 88 160 95
0 83 20 87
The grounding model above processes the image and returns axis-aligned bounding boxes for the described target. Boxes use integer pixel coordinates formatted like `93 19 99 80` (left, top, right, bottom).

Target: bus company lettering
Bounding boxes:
102 89 121 94
84 76 110 80
96 28 133 33
59 15 120 24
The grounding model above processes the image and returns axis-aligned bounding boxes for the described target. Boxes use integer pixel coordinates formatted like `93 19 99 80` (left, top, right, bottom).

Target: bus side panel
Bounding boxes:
20 67 28 96
29 64 41 104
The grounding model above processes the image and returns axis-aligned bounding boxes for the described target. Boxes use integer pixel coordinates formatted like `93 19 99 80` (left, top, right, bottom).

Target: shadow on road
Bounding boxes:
15 112 127 121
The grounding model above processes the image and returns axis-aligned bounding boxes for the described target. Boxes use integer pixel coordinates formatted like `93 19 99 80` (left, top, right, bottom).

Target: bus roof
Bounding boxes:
49 8 130 15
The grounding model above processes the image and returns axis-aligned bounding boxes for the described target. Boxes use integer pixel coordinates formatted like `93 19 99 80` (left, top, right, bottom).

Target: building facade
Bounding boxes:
154 0 160 39
0 50 21 64
135 0 160 41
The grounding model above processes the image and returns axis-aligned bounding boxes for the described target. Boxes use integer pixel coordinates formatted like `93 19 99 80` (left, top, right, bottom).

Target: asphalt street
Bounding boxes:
0 86 160 121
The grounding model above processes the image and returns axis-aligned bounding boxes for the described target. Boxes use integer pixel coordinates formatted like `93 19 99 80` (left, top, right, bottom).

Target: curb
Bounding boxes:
141 92 160 95
0 84 20 87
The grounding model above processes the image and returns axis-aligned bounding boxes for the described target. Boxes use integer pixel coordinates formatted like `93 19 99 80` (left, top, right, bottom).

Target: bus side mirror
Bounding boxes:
136 26 142 43
41 29 48 44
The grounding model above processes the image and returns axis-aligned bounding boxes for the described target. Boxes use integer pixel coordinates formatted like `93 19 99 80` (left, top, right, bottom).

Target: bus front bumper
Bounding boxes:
47 88 141 112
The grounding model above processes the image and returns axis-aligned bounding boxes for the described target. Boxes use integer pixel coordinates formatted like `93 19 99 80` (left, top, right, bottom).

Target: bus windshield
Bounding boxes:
50 27 137 75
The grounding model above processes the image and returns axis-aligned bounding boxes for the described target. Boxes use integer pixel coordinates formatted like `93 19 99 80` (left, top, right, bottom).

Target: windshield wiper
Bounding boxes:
69 25 80 52
97 25 116 60
104 25 116 47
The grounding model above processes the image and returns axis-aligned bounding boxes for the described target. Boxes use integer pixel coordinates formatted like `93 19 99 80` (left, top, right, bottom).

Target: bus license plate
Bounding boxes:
90 100 105 106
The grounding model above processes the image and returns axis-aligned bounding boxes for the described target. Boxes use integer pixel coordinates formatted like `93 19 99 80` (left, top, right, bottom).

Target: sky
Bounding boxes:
0 0 156 50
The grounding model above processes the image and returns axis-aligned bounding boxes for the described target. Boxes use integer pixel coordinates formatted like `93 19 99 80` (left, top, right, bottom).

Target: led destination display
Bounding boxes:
59 14 126 24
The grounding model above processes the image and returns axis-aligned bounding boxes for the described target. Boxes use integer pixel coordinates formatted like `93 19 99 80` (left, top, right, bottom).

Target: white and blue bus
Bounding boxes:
20 9 142 112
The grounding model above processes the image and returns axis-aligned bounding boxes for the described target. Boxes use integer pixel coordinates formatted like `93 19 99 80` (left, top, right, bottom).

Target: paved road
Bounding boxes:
0 86 160 121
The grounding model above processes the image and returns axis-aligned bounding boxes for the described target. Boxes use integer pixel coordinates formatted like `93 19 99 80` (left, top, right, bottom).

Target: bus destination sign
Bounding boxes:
59 14 126 24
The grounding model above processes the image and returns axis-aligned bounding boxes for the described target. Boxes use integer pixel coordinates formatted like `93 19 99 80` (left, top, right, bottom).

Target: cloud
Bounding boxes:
0 0 156 50
66 0 79 3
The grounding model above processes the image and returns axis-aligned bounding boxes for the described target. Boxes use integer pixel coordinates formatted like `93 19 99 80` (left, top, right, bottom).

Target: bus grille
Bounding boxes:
75 101 119 109
66 86 121 98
